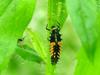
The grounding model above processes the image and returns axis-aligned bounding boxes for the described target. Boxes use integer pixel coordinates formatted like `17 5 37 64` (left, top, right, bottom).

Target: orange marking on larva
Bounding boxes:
50 50 53 53
50 42 56 57
58 42 62 46
51 51 54 55
50 42 56 46
51 53 54 56
50 48 54 53
50 50 54 54
50 47 53 51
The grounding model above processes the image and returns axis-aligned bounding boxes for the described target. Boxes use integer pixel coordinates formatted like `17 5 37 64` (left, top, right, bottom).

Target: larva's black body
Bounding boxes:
46 25 62 65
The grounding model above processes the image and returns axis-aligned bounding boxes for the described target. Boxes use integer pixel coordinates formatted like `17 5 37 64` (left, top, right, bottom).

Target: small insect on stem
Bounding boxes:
17 38 24 47
46 23 62 65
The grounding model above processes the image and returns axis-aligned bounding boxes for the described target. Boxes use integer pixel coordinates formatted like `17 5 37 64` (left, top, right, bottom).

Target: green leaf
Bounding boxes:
74 39 100 75
66 0 97 61
16 46 43 63
48 0 67 28
66 0 100 75
94 38 100 75
74 48 94 75
26 28 55 75
0 0 35 71
26 28 47 61
96 0 100 34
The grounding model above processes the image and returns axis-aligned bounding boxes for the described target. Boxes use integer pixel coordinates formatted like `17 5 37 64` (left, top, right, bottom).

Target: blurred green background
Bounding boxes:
1 0 81 75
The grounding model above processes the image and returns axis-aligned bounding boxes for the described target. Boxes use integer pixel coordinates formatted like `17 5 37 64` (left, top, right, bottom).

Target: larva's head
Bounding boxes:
51 25 60 31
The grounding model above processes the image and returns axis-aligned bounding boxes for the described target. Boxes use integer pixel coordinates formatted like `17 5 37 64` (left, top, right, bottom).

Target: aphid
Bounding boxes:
17 38 24 47
46 23 62 65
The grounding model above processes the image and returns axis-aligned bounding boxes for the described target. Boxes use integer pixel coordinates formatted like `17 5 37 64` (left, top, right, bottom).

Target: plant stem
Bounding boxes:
45 63 55 75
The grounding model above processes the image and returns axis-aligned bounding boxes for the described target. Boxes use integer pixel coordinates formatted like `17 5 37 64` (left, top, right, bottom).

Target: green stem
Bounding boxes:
46 63 55 75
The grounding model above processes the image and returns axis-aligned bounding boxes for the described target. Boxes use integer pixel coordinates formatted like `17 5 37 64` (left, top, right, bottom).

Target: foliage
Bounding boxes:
0 0 35 72
0 0 100 75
